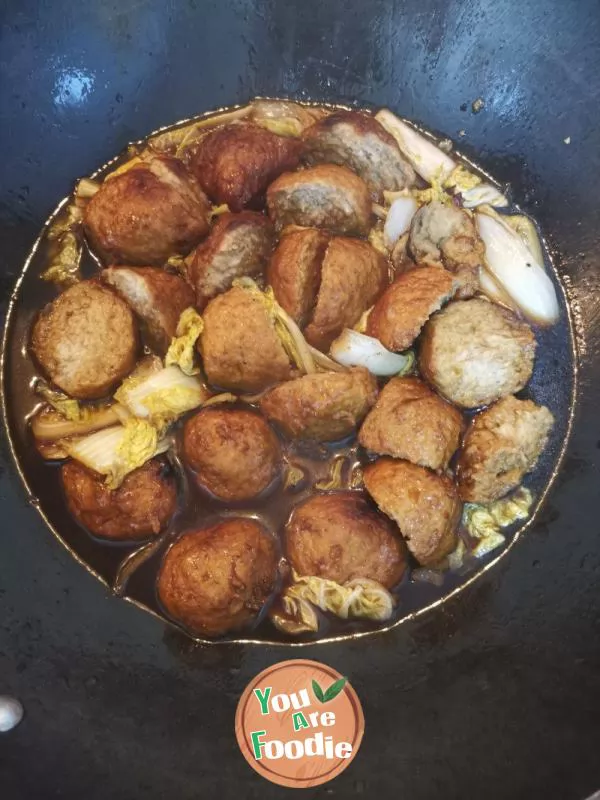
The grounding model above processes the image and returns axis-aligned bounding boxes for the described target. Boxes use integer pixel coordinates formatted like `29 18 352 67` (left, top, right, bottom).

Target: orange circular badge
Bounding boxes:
235 659 364 788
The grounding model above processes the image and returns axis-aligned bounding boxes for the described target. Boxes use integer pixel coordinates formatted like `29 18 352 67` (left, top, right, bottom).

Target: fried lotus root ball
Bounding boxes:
457 395 554 504
359 376 465 471
303 237 389 351
185 122 302 211
286 492 407 588
267 227 330 327
62 458 177 540
84 155 211 265
157 519 279 637
409 200 485 297
266 164 373 236
182 407 281 501
366 266 457 352
302 110 416 198
190 211 274 309
31 280 138 399
260 367 378 441
364 458 461 567
419 298 537 408
102 266 195 353
199 285 293 393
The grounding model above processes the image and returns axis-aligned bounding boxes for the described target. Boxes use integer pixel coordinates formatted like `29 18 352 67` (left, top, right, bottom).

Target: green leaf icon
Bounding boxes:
312 676 348 703
312 679 325 703
323 677 348 702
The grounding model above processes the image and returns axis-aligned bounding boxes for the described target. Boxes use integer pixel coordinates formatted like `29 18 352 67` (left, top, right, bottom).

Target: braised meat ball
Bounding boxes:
157 519 278 637
359 377 465 471
303 110 415 198
182 407 281 501
304 237 389 351
31 281 138 399
190 211 274 309
363 458 461 567
185 122 302 211
84 156 211 265
102 266 194 353
260 367 378 441
457 396 554 503
409 201 485 297
199 285 293 392
366 266 457 352
62 458 177 540
267 228 329 327
419 298 536 408
286 492 407 588
266 164 372 236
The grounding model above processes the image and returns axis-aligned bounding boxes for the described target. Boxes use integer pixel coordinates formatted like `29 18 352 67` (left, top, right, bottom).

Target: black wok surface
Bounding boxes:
1 1 600 798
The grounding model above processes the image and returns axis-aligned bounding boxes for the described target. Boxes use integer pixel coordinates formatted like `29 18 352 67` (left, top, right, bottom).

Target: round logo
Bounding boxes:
235 659 364 788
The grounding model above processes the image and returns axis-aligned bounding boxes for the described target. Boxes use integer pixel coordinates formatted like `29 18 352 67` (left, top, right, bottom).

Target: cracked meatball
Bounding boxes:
364 458 461 567
85 155 211 265
31 280 138 399
304 237 389 351
185 122 302 211
457 396 554 503
62 458 177 540
267 164 372 236
419 298 536 408
409 201 485 297
157 519 278 637
267 227 329 327
190 211 274 309
182 406 281 501
199 285 292 392
102 266 194 353
260 367 378 441
366 266 457 352
359 377 465 471
303 110 416 198
286 492 407 588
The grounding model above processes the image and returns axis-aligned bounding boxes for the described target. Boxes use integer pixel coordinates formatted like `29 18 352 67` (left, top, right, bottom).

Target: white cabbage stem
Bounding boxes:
383 195 418 248
503 213 545 266
250 100 329 136
478 269 520 313
476 211 559 326
411 568 445 587
66 423 170 488
372 203 388 220
478 204 546 267
273 304 316 374
460 184 508 209
149 105 251 152
66 426 131 476
75 177 101 199
383 189 411 205
330 329 414 376
375 109 456 184
201 392 238 408
115 366 207 420
31 404 121 441
307 345 347 373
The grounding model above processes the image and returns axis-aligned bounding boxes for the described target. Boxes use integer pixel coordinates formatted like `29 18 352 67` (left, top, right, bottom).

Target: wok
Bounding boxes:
1 0 600 797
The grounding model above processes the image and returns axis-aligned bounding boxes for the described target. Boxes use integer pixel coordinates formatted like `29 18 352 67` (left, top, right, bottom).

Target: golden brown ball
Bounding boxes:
157 519 279 637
